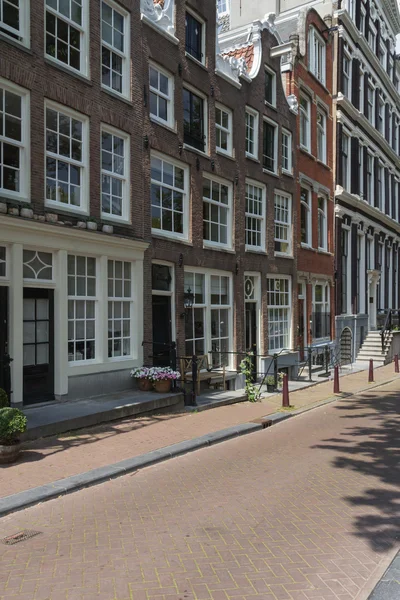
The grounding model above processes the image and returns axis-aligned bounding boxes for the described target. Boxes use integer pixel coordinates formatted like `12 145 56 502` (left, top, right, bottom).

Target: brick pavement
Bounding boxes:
0 377 399 599
2 363 400 499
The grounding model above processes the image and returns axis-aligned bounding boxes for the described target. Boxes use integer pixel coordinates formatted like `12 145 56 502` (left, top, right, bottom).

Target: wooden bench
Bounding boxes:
180 355 226 395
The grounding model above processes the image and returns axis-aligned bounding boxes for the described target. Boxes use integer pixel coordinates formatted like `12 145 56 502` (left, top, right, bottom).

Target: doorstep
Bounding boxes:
185 388 247 412
21 389 184 441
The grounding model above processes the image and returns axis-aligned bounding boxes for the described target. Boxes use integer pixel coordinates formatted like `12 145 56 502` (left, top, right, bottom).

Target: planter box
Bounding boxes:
87 222 98 231
102 224 114 234
0 442 21 464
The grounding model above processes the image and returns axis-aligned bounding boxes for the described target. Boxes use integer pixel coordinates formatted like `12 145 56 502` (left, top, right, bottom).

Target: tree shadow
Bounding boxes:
312 390 400 552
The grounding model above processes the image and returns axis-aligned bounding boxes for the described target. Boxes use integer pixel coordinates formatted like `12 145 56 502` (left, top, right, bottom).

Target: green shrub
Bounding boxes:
0 408 27 444
0 388 9 408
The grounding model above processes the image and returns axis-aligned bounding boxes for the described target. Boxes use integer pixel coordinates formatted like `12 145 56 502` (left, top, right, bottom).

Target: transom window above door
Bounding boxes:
23 250 53 280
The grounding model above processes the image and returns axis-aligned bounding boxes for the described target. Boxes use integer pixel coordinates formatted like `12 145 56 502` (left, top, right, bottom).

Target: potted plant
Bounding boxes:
0 407 27 464
86 217 98 231
130 366 153 391
0 388 9 408
150 367 180 393
265 375 276 393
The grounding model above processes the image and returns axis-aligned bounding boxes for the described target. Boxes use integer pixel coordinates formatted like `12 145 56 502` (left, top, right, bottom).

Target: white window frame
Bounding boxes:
359 4 366 35
358 143 364 199
150 151 190 241
217 0 230 16
377 96 385 135
341 131 350 191
367 83 375 124
0 0 30 46
378 40 387 69
262 117 278 174
185 7 206 67
312 281 330 341
107 259 134 360
203 174 233 250
45 100 89 214
308 26 326 85
368 23 376 52
264 66 276 107
215 103 233 157
0 245 7 279
317 195 328 251
274 191 292 257
45 0 89 76
267 275 292 353
378 162 385 211
67 254 97 364
342 49 351 97
367 151 374 205
0 77 30 202
281 129 292 174
316 108 327 164
182 83 208 155
245 179 266 252
300 186 312 247
101 0 130 99
245 106 259 160
100 123 130 223
149 62 174 129
299 93 311 152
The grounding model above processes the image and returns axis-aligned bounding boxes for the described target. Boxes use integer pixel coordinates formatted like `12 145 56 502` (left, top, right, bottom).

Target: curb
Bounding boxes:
368 551 400 599
1 373 399 519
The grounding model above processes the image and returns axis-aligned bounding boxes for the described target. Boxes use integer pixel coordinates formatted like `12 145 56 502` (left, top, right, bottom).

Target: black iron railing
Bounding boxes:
381 309 400 352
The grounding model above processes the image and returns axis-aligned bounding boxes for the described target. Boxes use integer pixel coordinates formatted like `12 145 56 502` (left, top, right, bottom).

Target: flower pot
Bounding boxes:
154 379 172 393
87 221 98 231
137 378 153 392
20 208 34 219
266 384 275 393
102 224 113 234
76 221 87 229
0 441 21 464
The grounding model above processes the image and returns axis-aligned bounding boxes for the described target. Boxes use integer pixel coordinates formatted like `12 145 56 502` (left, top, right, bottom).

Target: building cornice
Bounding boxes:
334 188 400 236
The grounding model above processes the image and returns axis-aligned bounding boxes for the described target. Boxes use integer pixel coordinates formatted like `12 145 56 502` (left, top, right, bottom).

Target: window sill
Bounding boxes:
185 52 207 71
183 143 209 157
140 14 179 45
44 201 88 217
151 230 190 244
299 146 315 159
0 32 31 53
245 153 259 163
0 192 30 204
203 242 235 254
307 69 329 93
316 159 331 170
317 248 332 256
245 247 266 254
101 214 131 226
101 86 133 106
301 243 313 250
150 116 176 133
274 252 294 259
262 168 279 178
44 57 92 85
216 149 234 160
264 100 277 111
282 169 294 178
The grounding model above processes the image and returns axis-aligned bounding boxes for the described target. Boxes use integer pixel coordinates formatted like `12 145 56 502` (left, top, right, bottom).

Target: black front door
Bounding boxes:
152 295 172 367
245 303 257 381
23 288 54 404
0 286 11 400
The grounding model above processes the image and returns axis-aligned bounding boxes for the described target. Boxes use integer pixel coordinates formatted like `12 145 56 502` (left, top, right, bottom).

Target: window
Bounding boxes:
299 94 311 151
215 104 232 156
367 152 374 204
313 282 330 339
23 250 53 280
184 270 232 367
245 181 265 251
267 277 291 352
359 5 365 35
341 132 350 191
264 67 276 106
281 130 292 173
308 27 326 85
378 41 386 69
101 0 130 98
245 107 258 159
262 119 277 173
45 0 87 75
368 27 376 52
183 87 206 152
378 163 384 210
68 255 96 362
300 187 311 246
0 80 29 201
317 109 326 163
0 246 5 278
151 153 188 240
358 144 364 198
377 97 384 134
203 176 232 248
0 0 28 44
367 84 374 123
185 11 203 63
341 229 349 313
149 64 174 128
108 260 132 358
274 192 292 255
318 195 327 250
101 126 129 221
217 0 229 15
45 103 88 211
342 52 351 97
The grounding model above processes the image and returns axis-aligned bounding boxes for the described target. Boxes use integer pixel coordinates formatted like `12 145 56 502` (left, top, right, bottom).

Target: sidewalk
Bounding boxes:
2 362 399 501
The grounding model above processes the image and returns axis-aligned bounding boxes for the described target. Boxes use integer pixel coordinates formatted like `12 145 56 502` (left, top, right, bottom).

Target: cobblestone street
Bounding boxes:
1 379 399 600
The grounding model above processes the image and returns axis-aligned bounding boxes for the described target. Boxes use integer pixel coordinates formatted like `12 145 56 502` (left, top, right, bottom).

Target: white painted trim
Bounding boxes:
100 0 131 100
245 106 259 161
100 123 131 223
10 244 23 405
215 102 233 157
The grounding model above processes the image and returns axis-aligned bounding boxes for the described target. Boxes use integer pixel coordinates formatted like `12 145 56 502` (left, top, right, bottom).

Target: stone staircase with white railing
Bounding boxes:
355 330 393 366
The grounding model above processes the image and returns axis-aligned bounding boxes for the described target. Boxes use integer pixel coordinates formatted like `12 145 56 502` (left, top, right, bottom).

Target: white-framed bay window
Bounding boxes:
150 152 189 240
203 174 232 249
245 106 258 160
308 26 326 85
0 0 29 46
245 179 265 251
45 101 89 213
0 78 30 202
45 0 88 76
274 191 292 256
267 276 292 352
101 0 130 98
184 269 233 367
281 129 292 173
149 62 174 128
215 103 233 156
108 259 133 359
68 254 96 363
101 124 130 222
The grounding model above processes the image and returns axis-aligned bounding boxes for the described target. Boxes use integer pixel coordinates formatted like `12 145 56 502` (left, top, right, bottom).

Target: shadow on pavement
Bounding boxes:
312 390 400 553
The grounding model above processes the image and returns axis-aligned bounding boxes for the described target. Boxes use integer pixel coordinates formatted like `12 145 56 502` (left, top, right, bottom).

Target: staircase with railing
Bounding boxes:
356 309 400 365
